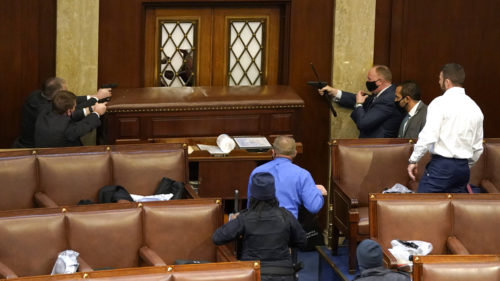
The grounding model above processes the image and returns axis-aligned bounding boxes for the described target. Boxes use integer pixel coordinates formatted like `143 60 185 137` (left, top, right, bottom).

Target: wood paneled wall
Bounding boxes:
375 0 500 137
0 0 56 147
98 0 333 186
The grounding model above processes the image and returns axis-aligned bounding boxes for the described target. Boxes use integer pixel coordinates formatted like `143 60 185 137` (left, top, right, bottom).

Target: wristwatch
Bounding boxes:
88 106 94 113
408 160 417 164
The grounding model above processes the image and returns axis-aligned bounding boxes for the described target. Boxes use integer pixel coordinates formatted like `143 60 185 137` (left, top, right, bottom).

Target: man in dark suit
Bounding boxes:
320 65 404 138
395 80 427 139
13 77 112 148
34 90 107 148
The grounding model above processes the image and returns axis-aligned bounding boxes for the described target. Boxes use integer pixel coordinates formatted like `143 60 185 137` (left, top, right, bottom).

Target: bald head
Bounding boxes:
272 136 297 158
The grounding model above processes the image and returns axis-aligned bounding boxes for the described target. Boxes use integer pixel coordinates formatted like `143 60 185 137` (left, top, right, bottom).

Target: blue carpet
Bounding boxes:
317 245 359 281
297 241 359 281
297 250 319 281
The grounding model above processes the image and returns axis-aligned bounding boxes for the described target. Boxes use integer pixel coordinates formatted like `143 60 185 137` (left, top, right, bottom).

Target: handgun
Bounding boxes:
98 83 118 103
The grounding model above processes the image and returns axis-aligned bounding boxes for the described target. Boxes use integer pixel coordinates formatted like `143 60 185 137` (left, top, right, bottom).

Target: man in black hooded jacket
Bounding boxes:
212 172 306 281
354 239 410 281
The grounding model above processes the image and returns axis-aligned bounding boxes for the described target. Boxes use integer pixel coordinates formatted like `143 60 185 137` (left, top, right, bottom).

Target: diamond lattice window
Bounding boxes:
159 20 197 87
228 19 266 86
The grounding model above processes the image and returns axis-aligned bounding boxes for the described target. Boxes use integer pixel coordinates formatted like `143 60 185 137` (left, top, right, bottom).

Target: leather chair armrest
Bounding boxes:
481 179 499 193
184 183 199 199
0 261 18 279
34 192 58 208
77 257 93 272
216 245 237 262
371 238 398 269
332 179 358 208
139 246 167 266
447 236 470 255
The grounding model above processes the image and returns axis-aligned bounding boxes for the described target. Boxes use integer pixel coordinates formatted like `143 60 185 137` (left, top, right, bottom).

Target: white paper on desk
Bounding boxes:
197 144 226 155
233 136 272 149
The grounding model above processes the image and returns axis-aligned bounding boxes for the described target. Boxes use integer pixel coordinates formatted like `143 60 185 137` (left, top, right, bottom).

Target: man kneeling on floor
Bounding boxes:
354 239 410 281
212 172 306 281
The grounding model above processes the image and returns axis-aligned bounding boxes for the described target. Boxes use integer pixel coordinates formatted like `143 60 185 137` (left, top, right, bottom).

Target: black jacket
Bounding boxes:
34 109 101 148
354 267 410 281
212 205 307 269
16 90 95 148
339 85 405 138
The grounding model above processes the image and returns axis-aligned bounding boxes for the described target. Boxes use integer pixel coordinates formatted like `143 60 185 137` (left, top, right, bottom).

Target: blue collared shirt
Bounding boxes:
247 157 324 218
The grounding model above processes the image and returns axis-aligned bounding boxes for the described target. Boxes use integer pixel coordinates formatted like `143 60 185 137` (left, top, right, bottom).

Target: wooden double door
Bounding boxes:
144 6 282 87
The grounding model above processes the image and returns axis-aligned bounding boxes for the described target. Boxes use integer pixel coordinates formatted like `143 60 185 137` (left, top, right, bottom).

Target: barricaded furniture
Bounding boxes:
3 261 261 281
412 255 500 281
329 138 498 273
0 143 197 211
369 193 500 268
0 199 236 279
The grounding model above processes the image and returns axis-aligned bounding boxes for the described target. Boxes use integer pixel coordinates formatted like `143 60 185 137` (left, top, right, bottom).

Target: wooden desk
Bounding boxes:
99 85 304 144
151 137 302 200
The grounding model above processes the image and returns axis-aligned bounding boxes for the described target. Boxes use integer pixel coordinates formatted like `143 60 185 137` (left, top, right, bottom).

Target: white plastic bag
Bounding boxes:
388 239 432 266
51 250 80 275
130 193 173 202
383 183 414 194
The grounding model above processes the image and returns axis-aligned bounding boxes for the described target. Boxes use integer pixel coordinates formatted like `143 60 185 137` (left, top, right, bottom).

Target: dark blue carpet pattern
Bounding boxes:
298 242 358 281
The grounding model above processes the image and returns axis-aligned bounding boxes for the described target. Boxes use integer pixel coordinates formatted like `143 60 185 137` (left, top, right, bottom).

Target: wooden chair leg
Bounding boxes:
348 222 359 274
330 225 340 255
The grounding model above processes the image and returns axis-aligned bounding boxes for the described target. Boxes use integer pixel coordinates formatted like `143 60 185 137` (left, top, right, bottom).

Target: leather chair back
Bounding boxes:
66 207 142 269
413 255 500 281
0 152 37 210
337 143 412 206
0 210 66 277
452 199 500 254
37 150 111 205
142 200 222 264
484 142 500 190
111 147 186 196
370 194 452 254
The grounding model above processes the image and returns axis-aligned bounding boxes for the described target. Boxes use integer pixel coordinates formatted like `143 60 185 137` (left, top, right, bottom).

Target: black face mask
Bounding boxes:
366 80 378 92
394 98 407 113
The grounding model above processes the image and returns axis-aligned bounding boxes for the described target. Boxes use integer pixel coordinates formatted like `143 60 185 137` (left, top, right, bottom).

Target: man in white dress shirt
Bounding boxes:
408 63 483 193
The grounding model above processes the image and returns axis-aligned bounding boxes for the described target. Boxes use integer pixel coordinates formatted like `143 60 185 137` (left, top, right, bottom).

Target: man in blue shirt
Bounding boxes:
247 135 327 218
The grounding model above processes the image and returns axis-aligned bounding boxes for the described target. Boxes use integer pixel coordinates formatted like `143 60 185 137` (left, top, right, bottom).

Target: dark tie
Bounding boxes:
398 114 410 138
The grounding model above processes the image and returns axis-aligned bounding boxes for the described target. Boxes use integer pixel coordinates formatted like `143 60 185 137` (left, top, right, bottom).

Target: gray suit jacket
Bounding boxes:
400 101 427 139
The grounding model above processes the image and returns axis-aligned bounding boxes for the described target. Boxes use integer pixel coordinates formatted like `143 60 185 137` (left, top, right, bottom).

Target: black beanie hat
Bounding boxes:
250 172 276 200
356 239 383 271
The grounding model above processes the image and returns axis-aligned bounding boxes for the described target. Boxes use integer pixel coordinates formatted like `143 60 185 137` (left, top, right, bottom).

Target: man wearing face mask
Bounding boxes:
408 63 483 193
320 65 404 138
394 80 427 138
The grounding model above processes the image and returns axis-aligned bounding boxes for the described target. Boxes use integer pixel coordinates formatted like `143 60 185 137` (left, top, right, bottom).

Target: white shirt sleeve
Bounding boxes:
409 99 442 162
333 90 342 102
469 123 484 167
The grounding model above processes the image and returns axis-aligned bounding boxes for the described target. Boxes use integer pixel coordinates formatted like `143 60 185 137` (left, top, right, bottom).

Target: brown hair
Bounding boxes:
398 80 421 101
52 90 76 115
441 63 465 86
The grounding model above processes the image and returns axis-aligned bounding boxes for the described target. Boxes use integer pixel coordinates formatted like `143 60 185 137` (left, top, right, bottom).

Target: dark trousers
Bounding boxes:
418 154 469 193
261 275 295 281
